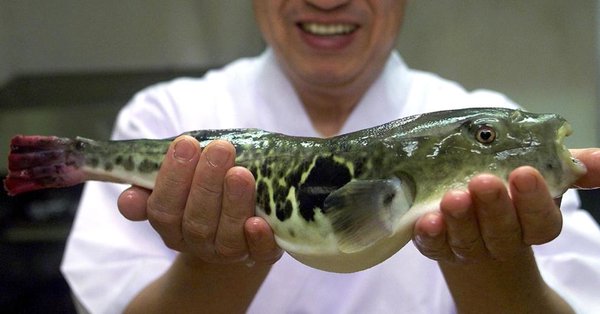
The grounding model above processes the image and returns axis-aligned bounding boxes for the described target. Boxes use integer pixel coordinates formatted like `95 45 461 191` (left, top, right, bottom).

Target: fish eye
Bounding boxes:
475 125 496 144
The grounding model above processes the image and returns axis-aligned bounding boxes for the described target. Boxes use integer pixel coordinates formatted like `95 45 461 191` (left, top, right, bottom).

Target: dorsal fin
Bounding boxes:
323 177 414 253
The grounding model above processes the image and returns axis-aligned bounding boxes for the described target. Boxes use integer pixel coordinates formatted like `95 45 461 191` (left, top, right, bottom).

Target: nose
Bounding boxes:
305 0 350 11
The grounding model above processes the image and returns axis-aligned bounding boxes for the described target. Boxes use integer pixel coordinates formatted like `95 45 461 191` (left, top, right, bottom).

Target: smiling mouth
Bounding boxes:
299 23 358 36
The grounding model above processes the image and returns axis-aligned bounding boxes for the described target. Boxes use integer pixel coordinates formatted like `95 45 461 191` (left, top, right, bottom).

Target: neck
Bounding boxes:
291 68 378 137
298 87 365 137
276 54 390 137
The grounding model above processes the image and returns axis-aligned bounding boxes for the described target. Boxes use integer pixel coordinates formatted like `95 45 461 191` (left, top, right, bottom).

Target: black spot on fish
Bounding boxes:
247 166 258 180
115 155 124 166
256 180 271 215
138 159 159 173
297 155 352 221
104 162 114 172
271 184 286 203
264 201 273 217
260 162 271 178
286 159 311 188
289 228 296 238
123 156 135 171
88 157 100 168
276 199 294 221
297 191 328 222
353 157 367 178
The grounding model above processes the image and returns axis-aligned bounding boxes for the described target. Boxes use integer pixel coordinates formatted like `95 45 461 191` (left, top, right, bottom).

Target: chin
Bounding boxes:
300 66 361 87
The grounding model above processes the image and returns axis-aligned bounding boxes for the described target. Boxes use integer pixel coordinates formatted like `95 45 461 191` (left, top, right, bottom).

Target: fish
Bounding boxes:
3 107 587 273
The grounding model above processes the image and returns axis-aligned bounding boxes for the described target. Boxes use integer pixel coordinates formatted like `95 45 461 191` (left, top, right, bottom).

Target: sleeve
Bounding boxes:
533 189 600 313
60 84 184 314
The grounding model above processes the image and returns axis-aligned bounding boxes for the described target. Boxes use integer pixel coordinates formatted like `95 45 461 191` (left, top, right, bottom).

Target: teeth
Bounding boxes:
301 23 356 36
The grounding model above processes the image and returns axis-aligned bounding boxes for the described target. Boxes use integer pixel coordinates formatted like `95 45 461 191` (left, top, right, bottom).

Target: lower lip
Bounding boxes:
297 26 357 51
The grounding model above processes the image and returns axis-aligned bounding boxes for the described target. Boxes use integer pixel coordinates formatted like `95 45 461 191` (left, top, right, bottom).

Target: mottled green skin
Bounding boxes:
174 108 578 225
73 107 583 272
80 107 578 231
78 138 168 173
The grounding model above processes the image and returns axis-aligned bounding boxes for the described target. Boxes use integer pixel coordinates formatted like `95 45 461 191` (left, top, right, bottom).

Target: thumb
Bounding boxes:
118 186 152 221
570 148 600 189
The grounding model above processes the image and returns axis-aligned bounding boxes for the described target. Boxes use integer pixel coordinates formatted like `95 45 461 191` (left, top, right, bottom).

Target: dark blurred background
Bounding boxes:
1 1 599 312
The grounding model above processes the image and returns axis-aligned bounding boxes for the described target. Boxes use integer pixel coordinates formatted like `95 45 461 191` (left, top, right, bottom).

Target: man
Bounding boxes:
62 1 600 313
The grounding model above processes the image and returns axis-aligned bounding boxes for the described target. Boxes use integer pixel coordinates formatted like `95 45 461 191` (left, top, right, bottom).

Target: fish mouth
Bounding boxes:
557 122 587 179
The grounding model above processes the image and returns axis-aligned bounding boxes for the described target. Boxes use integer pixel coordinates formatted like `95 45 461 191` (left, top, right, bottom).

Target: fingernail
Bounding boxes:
470 175 501 203
476 188 500 203
425 213 442 237
226 175 246 200
449 207 468 220
206 144 230 168
174 138 197 162
514 172 538 193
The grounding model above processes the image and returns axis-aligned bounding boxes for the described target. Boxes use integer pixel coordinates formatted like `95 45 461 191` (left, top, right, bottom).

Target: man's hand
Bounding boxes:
410 148 600 313
413 148 600 263
117 135 282 266
412 166 560 264
412 166 575 313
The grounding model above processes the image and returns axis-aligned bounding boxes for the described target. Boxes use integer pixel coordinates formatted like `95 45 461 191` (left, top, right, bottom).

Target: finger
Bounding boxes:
509 167 562 245
570 148 600 188
440 190 486 262
469 174 523 260
245 217 283 265
413 212 452 262
147 136 201 251
182 140 235 257
118 186 151 221
214 167 256 261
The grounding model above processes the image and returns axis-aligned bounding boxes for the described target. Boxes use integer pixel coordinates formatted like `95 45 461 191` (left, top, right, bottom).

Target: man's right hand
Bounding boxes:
117 135 283 266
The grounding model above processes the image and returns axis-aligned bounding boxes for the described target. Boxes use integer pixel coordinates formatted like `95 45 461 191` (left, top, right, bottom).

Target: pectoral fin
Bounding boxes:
323 177 414 254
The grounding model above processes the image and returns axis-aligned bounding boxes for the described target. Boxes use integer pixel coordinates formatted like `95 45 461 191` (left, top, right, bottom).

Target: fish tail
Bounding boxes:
4 135 86 196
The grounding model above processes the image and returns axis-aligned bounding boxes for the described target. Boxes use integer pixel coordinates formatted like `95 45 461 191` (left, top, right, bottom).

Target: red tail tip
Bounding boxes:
4 135 85 196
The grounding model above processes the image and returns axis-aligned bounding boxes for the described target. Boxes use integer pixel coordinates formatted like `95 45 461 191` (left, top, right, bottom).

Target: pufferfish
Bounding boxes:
3 108 586 273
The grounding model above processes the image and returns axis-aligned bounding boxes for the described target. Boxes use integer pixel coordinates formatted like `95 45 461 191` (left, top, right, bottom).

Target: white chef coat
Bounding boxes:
61 49 600 313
